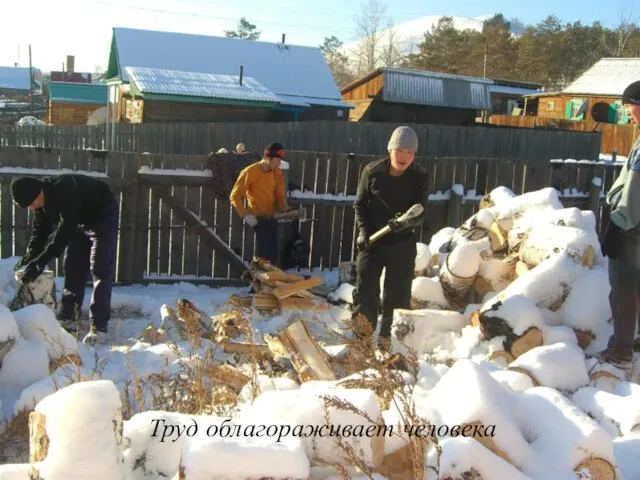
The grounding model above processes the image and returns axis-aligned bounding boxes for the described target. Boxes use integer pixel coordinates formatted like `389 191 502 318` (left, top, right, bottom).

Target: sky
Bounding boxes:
1 0 637 73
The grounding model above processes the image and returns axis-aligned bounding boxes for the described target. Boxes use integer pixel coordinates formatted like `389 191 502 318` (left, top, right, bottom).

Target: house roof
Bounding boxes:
108 27 350 109
341 67 493 110
125 67 281 105
563 58 640 96
49 82 108 104
0 66 35 91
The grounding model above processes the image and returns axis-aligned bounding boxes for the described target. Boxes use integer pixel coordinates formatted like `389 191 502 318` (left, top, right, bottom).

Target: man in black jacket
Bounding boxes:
352 126 429 346
11 174 119 346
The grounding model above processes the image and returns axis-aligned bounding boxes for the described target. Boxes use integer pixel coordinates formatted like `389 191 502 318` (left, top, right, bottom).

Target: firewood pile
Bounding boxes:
235 257 330 314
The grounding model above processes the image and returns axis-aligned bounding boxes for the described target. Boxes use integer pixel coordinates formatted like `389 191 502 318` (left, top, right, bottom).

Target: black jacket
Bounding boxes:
27 174 116 265
354 158 429 245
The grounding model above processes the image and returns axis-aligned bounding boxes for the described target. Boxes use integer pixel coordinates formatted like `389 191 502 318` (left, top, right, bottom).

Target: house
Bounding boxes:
0 66 42 97
50 57 92 84
48 82 108 125
105 27 351 123
340 67 492 125
524 58 640 124
489 78 542 115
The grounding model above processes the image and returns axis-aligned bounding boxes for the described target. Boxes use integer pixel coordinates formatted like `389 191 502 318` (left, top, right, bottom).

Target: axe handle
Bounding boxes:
368 225 392 245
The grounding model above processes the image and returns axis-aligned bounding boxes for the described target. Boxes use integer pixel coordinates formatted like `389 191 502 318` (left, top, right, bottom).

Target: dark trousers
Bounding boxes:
352 236 416 339
255 218 278 264
608 231 640 353
60 200 119 332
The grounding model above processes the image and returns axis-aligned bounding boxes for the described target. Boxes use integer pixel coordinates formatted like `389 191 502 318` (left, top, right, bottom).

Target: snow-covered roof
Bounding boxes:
125 67 281 104
109 27 347 108
563 58 640 96
0 67 32 91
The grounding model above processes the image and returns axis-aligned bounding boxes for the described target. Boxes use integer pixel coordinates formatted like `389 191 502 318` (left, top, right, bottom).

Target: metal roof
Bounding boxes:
489 84 541 96
563 58 640 96
49 82 108 104
109 27 344 108
0 67 32 91
380 67 492 110
125 67 280 104
277 94 353 109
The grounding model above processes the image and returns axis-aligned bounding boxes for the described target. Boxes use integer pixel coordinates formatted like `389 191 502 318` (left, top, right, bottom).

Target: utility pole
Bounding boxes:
28 44 34 117
483 44 488 78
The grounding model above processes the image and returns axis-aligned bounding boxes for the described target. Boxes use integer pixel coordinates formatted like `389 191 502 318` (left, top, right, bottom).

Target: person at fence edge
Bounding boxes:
11 173 119 346
599 80 640 375
351 126 429 347
229 142 288 264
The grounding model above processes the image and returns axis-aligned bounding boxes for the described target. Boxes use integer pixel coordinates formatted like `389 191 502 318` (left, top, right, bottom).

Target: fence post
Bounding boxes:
589 177 602 233
447 186 463 228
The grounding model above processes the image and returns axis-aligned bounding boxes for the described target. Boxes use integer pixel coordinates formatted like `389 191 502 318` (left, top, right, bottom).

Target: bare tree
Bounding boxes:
353 0 388 75
612 0 637 55
379 20 404 67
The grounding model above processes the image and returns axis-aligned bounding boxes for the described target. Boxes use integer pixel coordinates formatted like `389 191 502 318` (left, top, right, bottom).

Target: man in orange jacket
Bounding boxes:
230 142 288 263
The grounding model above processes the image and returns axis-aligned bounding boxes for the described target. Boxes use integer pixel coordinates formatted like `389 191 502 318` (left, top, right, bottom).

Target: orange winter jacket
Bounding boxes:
229 162 287 217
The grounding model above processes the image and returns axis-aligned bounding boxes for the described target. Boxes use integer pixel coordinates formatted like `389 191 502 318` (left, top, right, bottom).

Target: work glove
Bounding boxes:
244 214 258 228
21 261 45 285
388 214 404 233
356 231 370 252
14 254 33 271
601 220 622 260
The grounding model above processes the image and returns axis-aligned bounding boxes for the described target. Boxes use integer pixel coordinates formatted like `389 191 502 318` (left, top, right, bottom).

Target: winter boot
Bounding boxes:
82 326 108 346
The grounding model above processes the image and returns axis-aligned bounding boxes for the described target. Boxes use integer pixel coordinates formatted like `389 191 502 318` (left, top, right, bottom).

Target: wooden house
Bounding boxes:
524 58 640 124
489 78 542 115
340 67 492 125
105 28 351 123
48 82 108 125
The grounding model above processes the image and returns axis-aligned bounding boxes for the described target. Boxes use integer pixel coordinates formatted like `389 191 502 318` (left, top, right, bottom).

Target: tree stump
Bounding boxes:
12 270 56 312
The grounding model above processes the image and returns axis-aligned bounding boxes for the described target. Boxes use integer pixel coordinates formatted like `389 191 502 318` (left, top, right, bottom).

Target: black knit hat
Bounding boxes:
264 142 285 158
623 81 640 105
11 177 43 208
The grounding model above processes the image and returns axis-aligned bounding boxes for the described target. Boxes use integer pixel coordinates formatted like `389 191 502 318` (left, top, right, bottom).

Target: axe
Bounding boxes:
368 204 424 245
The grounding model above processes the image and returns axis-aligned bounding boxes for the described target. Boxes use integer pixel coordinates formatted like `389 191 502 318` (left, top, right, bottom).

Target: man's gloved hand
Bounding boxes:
388 216 404 233
21 261 44 284
14 254 32 271
356 231 370 251
601 220 622 260
244 214 258 228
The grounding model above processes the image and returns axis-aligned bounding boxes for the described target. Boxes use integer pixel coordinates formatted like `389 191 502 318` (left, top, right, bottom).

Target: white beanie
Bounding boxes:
388 126 418 153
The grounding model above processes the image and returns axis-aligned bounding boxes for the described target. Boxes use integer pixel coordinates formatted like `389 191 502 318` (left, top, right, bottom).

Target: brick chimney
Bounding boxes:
66 55 75 73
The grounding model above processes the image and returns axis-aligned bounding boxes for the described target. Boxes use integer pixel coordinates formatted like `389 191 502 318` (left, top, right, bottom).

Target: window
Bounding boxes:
547 101 555 110
59 108 74 122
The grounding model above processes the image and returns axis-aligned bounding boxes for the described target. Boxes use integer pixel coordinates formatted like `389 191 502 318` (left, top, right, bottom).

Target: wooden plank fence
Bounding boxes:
0 120 600 164
0 146 622 285
490 114 638 157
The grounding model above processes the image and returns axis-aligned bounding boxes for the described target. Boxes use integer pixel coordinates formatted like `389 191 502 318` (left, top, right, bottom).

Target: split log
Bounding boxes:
226 294 253 308
211 310 248 339
581 245 596 268
574 329 595 350
159 304 186 341
515 261 531 277
260 270 306 283
373 441 426 480
489 351 515 364
273 277 323 299
439 245 481 309
279 297 329 311
222 341 270 356
488 222 507 252
473 276 494 297
176 299 215 338
270 319 336 382
210 364 250 391
253 294 279 311
462 421 515 466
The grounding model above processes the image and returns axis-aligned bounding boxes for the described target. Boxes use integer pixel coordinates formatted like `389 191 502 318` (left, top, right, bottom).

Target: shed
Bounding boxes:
0 66 42 97
48 82 108 125
106 27 352 123
489 78 542 115
524 58 640 124
340 67 492 125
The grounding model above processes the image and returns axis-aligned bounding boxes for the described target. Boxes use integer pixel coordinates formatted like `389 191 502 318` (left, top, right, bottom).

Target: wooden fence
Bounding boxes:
0 146 622 285
0 120 601 163
490 114 638 157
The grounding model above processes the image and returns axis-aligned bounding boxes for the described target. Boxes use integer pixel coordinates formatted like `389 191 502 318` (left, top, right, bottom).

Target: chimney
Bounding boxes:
239 65 243 86
282 33 286 44
66 55 75 73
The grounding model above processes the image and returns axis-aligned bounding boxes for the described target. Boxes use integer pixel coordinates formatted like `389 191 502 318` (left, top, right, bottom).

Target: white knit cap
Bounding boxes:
387 126 418 153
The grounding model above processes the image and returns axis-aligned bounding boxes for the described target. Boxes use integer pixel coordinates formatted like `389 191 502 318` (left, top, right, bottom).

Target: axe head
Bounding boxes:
394 203 424 228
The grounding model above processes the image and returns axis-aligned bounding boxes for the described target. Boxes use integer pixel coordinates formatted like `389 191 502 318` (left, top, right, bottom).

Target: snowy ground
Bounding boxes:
2 185 640 479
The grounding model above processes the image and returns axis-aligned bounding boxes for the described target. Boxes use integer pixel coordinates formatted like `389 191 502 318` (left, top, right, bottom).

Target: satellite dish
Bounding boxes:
591 102 611 123
86 106 107 125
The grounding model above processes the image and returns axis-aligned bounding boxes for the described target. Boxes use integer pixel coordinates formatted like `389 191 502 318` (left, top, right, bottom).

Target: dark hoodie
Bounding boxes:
26 174 116 265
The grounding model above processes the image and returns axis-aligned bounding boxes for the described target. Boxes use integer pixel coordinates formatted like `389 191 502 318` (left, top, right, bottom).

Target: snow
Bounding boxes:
0 303 20 343
572 387 640 436
391 309 467 356
480 295 545 336
0 338 50 391
411 276 448 307
138 166 213 177
13 304 78 360
33 380 126 479
414 242 431 271
509 343 589 391
444 243 481 278
0 167 107 178
181 434 309 479
0 464 30 479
